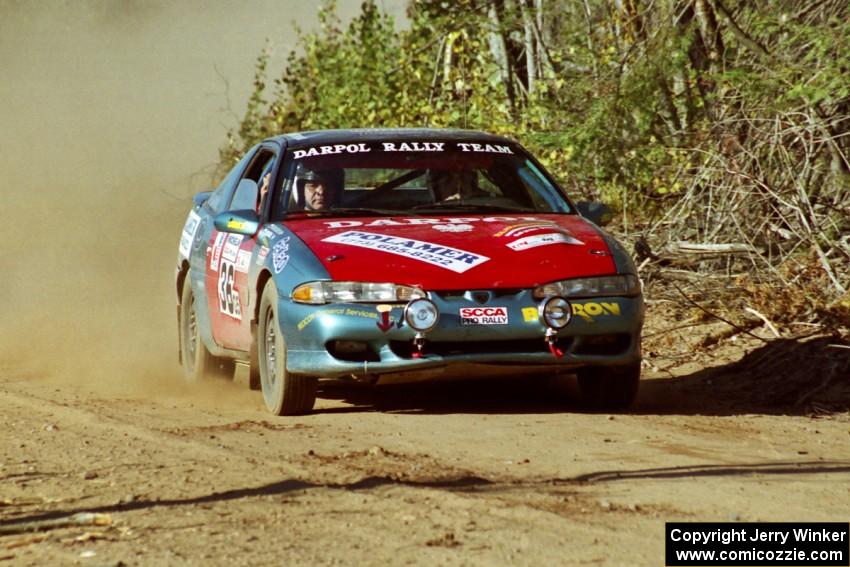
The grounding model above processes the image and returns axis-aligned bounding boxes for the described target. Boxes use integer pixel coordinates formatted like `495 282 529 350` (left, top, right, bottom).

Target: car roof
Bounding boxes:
265 128 517 149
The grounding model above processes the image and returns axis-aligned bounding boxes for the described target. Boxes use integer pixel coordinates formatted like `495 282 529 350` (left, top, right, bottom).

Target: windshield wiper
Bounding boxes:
410 202 537 213
284 207 407 218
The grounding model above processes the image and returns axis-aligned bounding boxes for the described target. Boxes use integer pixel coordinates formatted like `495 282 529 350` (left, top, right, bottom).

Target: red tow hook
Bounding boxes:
412 332 426 358
545 329 563 358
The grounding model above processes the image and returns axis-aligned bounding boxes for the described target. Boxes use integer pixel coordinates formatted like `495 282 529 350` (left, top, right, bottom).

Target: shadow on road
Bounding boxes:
4 459 849 535
315 336 849 416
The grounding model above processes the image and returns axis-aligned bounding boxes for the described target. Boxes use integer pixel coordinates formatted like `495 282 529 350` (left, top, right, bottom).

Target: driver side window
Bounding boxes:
206 150 256 214
226 149 276 212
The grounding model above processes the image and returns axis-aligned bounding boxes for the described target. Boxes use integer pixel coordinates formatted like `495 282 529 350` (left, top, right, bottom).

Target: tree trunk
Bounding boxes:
520 0 537 95
487 0 516 112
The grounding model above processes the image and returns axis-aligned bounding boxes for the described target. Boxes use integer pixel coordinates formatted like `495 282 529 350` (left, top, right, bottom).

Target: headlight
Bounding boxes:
404 298 439 332
533 275 640 299
292 281 425 304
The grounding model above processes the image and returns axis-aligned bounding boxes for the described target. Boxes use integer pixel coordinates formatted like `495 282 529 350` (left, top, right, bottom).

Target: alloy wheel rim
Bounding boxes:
264 308 278 389
187 295 198 367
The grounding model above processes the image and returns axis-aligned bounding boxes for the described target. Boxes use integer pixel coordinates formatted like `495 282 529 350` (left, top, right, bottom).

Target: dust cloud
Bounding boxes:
0 1 405 401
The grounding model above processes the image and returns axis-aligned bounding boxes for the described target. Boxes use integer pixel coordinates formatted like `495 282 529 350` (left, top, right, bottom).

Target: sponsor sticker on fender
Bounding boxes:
507 232 584 251
322 231 488 273
209 232 227 272
272 237 291 274
255 245 269 266
459 306 509 325
235 249 252 273
222 234 243 263
179 210 202 260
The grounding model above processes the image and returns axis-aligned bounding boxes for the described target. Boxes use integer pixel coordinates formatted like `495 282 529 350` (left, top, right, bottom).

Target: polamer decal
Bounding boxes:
322 231 489 273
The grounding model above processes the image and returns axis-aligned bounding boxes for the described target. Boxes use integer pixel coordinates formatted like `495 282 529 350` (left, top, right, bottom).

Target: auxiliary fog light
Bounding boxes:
539 296 572 330
404 298 439 359
404 298 439 332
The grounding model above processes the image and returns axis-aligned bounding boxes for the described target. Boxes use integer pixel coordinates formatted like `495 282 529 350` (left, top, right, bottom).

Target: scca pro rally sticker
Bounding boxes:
460 307 509 325
322 231 488 273
507 232 583 251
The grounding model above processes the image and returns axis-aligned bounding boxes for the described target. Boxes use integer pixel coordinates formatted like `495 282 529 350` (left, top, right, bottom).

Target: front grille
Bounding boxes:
390 338 572 359
573 334 631 356
326 340 380 362
433 289 524 302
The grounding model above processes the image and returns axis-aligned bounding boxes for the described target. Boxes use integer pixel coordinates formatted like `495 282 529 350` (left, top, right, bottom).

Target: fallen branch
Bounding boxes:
672 283 770 344
744 307 781 338
672 241 758 254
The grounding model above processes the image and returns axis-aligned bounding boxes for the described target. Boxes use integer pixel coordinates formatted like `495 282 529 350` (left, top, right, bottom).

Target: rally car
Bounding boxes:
175 128 643 415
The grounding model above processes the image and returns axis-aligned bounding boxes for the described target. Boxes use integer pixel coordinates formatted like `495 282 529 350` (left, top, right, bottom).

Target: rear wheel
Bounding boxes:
258 282 317 415
577 362 641 410
180 271 233 381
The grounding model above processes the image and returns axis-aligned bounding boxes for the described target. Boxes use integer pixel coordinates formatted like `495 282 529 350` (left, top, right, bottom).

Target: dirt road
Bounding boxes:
2 347 848 566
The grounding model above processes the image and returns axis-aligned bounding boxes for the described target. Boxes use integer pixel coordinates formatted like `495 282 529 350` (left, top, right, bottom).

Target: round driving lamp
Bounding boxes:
404 298 439 332
539 296 572 329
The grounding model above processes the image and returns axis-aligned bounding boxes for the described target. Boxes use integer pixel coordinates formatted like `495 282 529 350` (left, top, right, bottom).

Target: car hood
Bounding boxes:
281 214 617 289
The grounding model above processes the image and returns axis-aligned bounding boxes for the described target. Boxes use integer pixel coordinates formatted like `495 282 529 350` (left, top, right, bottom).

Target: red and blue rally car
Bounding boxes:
176 129 643 415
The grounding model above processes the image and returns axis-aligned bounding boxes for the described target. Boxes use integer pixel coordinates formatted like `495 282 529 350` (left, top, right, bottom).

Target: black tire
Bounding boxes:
180 271 233 382
577 362 641 410
258 282 317 415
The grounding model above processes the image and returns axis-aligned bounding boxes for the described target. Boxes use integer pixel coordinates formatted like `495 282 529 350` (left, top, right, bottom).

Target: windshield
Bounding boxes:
272 140 572 219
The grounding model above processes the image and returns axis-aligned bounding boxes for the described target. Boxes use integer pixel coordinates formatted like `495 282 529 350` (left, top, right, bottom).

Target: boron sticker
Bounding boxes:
459 307 509 325
507 232 583 251
322 231 488 273
179 210 202 260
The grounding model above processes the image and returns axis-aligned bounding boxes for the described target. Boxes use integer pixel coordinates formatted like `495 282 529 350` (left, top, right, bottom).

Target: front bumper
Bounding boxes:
278 290 643 384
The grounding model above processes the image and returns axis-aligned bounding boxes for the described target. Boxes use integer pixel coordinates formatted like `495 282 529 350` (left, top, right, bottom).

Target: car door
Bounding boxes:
205 147 278 352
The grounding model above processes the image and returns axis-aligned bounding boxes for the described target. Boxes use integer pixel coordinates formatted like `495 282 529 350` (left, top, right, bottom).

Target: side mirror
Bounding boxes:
214 209 260 236
193 191 212 208
576 201 613 227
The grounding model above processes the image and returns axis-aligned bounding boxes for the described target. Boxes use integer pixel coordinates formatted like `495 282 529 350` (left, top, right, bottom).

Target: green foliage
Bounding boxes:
220 0 849 215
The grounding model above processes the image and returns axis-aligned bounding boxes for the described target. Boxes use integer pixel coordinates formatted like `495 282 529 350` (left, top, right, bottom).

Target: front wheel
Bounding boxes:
577 362 641 410
258 283 317 415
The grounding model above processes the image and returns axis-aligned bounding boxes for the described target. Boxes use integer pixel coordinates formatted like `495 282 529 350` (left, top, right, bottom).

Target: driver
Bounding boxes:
295 167 343 211
429 169 480 202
